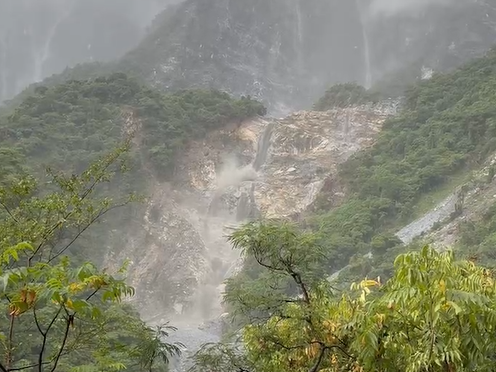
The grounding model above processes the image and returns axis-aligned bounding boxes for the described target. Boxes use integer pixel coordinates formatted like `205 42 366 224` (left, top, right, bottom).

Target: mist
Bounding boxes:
0 0 181 102
215 156 258 191
370 0 461 17
2 0 496 370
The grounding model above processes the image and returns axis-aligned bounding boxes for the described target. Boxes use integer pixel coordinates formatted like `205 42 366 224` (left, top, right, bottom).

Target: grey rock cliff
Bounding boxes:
120 0 496 111
106 104 392 320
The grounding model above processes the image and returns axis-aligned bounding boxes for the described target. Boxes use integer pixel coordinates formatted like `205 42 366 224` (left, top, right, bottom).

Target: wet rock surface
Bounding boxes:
105 105 393 369
119 0 496 111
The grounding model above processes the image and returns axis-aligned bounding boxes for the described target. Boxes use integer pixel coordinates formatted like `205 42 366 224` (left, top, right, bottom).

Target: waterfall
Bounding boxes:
355 0 372 89
295 0 303 45
33 11 68 83
164 123 275 372
0 37 7 102
294 0 304 70
202 122 275 316
253 123 275 171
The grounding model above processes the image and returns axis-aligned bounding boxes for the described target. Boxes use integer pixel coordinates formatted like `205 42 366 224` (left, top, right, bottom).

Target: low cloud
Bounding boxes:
369 0 460 17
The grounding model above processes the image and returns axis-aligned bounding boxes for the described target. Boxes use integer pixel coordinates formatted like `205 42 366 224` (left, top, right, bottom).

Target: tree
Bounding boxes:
202 221 360 372
131 324 183 372
0 141 181 371
193 221 496 372
354 246 496 372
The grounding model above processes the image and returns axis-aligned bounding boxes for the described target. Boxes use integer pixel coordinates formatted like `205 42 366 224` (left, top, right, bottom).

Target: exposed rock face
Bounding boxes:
108 104 392 321
396 193 458 245
392 150 496 250
122 0 371 112
426 153 496 250
121 0 496 112
254 108 388 217
4 0 495 111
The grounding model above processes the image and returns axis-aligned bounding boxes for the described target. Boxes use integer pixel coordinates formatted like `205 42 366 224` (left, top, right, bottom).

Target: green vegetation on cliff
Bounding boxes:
313 82 381 110
2 73 265 180
0 72 266 371
309 49 496 274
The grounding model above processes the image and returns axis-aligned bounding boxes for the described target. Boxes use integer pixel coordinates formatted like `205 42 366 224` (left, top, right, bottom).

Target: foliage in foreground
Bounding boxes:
0 143 181 371
193 221 496 372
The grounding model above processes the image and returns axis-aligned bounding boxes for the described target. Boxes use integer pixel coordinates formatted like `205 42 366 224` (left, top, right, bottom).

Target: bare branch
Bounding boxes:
6 314 15 369
50 313 71 372
308 346 328 372
34 305 63 372
48 202 128 263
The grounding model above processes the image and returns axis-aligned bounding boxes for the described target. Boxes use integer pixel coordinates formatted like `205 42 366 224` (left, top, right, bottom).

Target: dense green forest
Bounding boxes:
2 72 265 179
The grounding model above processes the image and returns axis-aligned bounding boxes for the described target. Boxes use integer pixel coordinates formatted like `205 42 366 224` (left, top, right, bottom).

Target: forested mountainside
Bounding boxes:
3 0 496 371
3 47 496 371
0 75 265 370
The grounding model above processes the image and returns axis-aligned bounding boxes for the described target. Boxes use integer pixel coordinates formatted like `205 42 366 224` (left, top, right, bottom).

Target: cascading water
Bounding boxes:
166 122 275 372
253 123 275 171
32 5 73 83
355 0 372 89
294 0 304 71
0 37 7 102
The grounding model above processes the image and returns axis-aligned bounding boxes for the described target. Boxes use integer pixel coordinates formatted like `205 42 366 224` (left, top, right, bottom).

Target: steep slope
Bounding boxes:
105 104 391 323
317 49 496 284
0 74 265 321
116 0 496 111
369 0 496 91
12 0 495 114
119 0 371 111
423 153 496 258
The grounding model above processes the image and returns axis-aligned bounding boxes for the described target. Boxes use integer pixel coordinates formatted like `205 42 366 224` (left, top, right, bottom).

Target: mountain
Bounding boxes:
3 1 496 368
105 103 393 321
117 0 496 112
9 0 495 114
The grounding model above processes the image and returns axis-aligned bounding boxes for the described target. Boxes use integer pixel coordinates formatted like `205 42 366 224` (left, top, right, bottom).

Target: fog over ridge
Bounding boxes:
370 0 464 17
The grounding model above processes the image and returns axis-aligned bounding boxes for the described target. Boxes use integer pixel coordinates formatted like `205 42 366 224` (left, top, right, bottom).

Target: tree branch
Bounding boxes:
8 352 70 371
0 201 18 223
30 154 119 264
291 272 310 304
308 346 328 372
34 305 63 372
6 314 15 370
50 313 71 372
48 202 127 263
